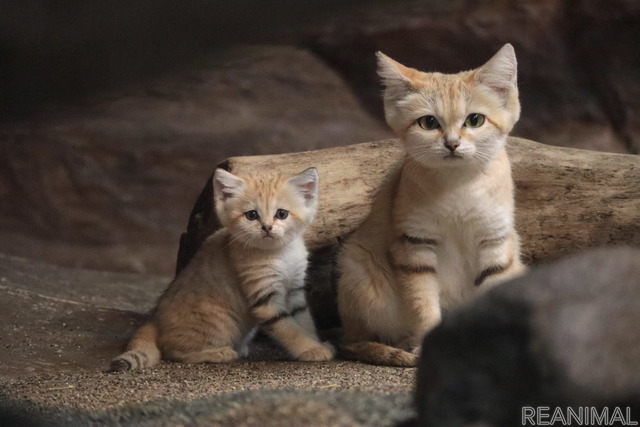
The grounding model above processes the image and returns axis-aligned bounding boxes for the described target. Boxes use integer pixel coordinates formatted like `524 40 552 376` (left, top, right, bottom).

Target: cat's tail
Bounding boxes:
109 322 161 372
339 341 417 367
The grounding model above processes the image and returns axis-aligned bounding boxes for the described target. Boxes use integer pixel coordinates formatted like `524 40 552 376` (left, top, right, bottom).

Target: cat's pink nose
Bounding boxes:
261 224 273 232
444 139 460 152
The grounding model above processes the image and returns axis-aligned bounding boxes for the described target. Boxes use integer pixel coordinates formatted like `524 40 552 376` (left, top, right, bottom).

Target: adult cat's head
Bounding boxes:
213 167 319 250
377 44 520 169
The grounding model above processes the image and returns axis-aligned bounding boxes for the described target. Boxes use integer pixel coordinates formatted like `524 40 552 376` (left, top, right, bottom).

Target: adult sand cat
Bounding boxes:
110 167 333 371
337 44 525 367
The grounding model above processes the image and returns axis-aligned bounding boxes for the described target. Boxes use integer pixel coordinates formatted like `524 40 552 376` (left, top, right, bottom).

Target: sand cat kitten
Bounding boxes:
337 44 525 367
110 167 334 371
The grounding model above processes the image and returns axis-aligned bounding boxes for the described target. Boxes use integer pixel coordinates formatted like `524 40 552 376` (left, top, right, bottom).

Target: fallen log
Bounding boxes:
177 137 640 327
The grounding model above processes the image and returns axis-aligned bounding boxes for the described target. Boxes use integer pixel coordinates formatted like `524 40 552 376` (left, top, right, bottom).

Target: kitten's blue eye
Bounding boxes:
417 115 440 130
274 209 289 220
464 113 485 128
244 210 259 221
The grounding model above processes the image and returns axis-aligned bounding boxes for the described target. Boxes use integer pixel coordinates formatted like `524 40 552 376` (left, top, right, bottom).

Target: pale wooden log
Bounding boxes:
507 137 640 263
176 137 640 326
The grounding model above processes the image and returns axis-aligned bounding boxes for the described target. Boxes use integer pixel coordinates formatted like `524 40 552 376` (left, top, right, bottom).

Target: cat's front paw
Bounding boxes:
296 343 334 361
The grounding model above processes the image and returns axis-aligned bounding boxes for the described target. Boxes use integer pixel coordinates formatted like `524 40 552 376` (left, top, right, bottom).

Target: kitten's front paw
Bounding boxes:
296 343 334 362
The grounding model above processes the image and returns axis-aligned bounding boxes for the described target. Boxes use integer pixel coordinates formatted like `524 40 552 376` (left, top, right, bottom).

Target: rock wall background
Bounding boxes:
1 0 638 275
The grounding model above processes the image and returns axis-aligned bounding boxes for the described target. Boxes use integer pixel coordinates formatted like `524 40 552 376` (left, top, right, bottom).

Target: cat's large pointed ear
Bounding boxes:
288 167 319 205
213 168 245 202
475 43 518 99
376 52 420 95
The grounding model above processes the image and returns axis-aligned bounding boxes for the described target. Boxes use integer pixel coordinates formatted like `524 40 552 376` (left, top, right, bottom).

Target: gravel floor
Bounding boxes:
2 356 416 426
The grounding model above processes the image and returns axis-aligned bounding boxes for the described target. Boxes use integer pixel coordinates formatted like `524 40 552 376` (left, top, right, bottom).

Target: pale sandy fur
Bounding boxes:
110 168 333 371
338 44 526 367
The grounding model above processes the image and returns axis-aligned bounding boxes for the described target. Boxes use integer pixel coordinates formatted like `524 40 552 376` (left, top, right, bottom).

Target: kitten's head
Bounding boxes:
377 44 520 169
213 167 319 250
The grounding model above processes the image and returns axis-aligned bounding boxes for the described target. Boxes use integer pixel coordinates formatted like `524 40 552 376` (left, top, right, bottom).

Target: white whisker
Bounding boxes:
224 230 255 250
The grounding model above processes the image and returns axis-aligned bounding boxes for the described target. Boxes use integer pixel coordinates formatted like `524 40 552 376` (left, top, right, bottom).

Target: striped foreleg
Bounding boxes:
389 234 442 351
244 278 334 361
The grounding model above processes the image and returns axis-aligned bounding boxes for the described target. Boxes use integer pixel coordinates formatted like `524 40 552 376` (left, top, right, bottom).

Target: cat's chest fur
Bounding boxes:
233 238 308 288
393 153 514 306
397 177 512 241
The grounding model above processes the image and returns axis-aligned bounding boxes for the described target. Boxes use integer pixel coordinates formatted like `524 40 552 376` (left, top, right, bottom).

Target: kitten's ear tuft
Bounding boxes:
213 168 245 201
288 167 319 205
376 52 418 92
475 43 518 99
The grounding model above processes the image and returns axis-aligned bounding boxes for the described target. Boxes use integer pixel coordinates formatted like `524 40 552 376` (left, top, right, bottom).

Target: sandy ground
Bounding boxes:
0 253 415 425
2 357 415 425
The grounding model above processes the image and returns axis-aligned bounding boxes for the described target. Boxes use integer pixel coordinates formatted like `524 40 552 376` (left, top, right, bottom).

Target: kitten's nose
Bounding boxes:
444 139 460 152
261 224 273 232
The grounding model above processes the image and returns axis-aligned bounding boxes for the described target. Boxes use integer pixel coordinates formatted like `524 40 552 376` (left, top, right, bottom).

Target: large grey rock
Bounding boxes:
412 246 640 426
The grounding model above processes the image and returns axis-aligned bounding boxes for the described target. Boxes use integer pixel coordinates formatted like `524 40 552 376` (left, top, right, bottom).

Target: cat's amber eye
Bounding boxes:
244 210 260 221
464 113 485 128
274 209 289 220
417 115 440 130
